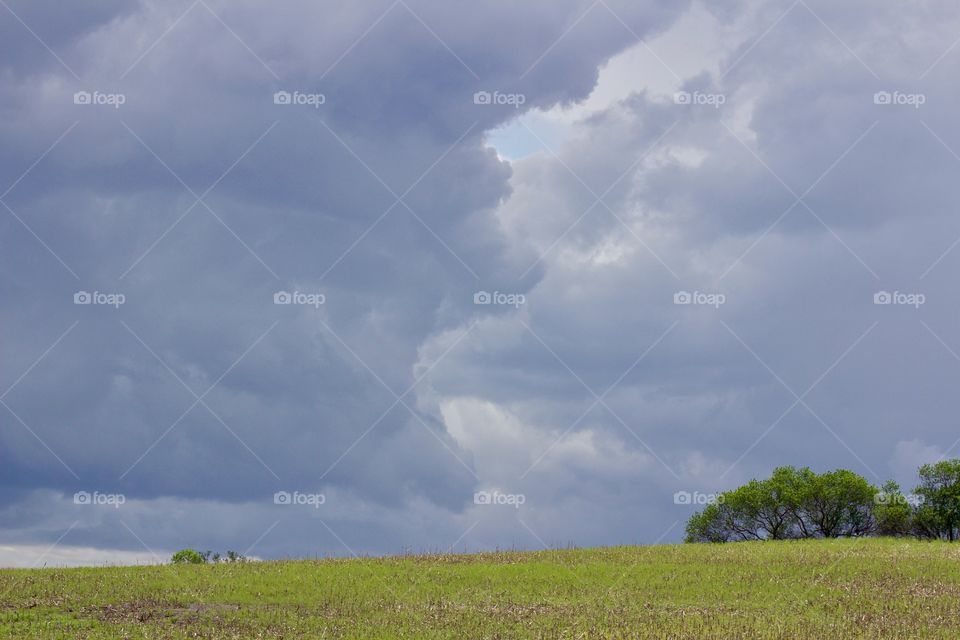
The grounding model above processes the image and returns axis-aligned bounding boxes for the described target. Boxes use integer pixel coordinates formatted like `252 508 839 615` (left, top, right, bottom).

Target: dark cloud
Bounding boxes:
2 0 960 563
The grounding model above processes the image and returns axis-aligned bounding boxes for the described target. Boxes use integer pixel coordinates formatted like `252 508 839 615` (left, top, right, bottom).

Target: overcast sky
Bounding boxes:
2 0 959 567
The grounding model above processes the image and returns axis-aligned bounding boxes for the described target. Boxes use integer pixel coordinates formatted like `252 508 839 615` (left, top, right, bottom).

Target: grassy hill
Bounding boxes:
2 538 959 638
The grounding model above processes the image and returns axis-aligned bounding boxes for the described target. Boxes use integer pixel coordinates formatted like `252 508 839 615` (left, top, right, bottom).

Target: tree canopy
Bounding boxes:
684 461 960 543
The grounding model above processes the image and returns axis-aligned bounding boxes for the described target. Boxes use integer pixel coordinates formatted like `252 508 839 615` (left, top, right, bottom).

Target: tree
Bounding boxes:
170 549 206 564
685 474 797 542
804 469 877 537
914 460 960 541
734 477 796 539
873 480 913 536
684 467 879 543
685 503 735 543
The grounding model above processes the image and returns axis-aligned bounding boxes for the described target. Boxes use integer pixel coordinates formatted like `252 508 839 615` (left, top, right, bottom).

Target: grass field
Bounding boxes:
2 538 959 638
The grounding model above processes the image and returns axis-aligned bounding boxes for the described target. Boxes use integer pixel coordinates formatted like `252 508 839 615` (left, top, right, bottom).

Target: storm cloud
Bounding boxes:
2 0 959 564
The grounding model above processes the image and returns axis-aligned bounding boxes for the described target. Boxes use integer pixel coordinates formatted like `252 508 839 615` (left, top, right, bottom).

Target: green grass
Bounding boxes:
2 538 959 638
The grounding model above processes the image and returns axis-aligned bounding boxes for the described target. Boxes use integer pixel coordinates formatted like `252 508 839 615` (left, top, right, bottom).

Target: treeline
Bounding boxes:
685 460 960 543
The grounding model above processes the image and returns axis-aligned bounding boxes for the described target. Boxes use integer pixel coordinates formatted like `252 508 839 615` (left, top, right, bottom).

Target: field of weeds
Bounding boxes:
2 538 959 638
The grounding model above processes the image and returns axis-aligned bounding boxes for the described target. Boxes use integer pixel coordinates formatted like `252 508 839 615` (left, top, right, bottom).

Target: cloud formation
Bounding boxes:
2 0 960 564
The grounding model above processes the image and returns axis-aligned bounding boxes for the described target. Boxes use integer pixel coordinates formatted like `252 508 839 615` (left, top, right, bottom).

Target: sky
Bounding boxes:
1 0 959 567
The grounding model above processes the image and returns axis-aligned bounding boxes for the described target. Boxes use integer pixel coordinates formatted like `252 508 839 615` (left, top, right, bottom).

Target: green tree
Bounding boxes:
170 549 206 564
804 469 877 537
914 460 960 541
685 503 736 543
873 480 913 536
684 467 879 543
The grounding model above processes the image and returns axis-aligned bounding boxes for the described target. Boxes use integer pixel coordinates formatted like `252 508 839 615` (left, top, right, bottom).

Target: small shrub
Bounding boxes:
170 549 206 564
